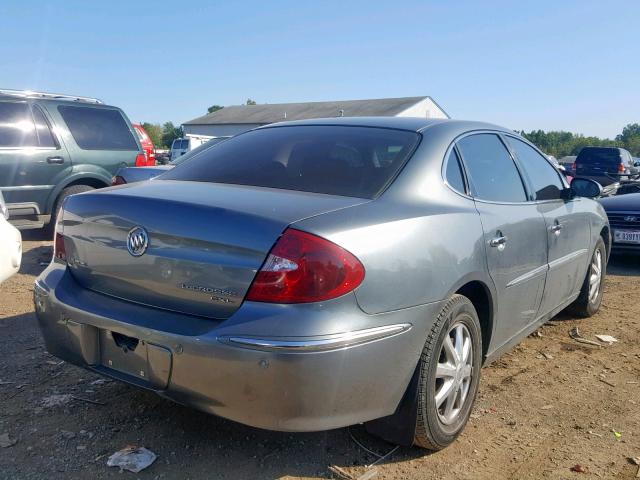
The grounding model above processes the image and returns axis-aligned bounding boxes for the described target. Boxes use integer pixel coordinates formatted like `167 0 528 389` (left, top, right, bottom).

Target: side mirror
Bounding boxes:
570 178 603 199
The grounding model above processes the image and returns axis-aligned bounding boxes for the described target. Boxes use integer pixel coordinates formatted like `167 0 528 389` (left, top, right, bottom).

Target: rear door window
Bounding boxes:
0 101 38 147
505 136 565 201
456 133 527 203
32 106 58 148
58 106 137 150
160 125 421 199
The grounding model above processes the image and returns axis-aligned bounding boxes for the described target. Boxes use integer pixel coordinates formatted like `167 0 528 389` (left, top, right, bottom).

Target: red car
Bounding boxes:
132 124 156 166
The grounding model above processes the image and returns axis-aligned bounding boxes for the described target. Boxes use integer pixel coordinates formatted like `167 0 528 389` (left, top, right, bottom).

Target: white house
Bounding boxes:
182 96 449 137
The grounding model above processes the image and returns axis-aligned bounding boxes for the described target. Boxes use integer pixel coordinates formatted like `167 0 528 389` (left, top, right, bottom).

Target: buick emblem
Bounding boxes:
127 226 149 257
624 216 638 222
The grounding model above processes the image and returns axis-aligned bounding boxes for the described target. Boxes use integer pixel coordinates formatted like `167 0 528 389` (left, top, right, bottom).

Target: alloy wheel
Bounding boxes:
435 322 473 425
588 249 602 303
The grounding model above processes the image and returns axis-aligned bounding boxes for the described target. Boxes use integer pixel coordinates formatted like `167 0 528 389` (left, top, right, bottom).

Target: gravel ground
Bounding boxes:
0 233 639 480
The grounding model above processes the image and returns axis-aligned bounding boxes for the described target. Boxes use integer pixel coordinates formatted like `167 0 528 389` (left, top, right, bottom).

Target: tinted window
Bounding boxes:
576 148 621 166
506 137 564 201
172 138 227 165
172 139 187 150
0 102 37 147
32 106 57 148
161 126 421 199
58 106 137 150
457 134 526 202
445 148 466 193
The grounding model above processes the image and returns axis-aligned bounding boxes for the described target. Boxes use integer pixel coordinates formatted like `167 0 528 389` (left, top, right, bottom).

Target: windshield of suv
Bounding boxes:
160 125 421 199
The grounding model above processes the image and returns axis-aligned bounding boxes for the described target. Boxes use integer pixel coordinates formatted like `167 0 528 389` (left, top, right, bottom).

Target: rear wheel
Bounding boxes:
414 294 482 450
568 237 606 317
46 185 95 236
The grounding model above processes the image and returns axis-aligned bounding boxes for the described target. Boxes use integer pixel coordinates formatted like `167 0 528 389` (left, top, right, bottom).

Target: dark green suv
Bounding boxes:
0 89 144 230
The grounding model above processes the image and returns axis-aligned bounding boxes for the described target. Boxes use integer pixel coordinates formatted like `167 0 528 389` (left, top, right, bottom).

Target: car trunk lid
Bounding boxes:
62 181 368 319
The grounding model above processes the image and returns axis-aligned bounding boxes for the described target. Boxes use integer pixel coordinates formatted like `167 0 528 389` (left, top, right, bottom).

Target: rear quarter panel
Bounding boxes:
293 129 492 315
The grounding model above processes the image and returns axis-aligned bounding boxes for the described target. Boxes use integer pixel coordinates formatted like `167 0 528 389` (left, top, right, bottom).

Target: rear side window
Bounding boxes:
58 106 137 150
506 136 564 201
0 102 37 147
457 133 526 203
445 148 466 193
161 125 421 199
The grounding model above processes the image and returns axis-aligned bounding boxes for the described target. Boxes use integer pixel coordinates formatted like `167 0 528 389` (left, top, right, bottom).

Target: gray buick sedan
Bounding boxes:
35 117 609 450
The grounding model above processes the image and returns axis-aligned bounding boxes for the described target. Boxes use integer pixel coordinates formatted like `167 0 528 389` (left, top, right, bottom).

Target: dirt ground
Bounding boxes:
1 233 639 480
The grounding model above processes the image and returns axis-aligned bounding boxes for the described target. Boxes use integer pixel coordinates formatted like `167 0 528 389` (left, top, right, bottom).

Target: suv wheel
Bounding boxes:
48 185 95 234
568 237 606 317
414 294 482 450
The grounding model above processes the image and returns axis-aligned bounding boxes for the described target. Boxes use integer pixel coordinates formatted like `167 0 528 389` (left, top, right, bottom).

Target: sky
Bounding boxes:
1 0 638 138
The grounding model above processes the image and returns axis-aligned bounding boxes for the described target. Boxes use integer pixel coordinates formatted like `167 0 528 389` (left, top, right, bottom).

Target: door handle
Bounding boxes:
46 156 64 164
489 235 507 249
550 223 563 236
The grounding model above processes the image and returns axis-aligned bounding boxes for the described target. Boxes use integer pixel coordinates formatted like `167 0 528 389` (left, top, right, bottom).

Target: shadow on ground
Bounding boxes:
607 252 640 276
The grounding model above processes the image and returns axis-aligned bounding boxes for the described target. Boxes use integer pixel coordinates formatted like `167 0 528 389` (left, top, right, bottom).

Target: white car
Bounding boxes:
0 191 22 283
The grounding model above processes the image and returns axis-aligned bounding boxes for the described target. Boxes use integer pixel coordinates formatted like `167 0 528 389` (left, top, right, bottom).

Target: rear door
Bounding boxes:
456 133 548 347
505 135 591 316
52 104 141 178
0 101 70 216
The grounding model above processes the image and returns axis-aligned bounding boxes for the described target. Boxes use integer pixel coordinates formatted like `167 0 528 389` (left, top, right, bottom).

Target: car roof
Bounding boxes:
257 116 512 134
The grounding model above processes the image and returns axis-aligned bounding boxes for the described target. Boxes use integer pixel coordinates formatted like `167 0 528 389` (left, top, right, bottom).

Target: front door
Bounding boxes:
0 101 70 216
456 133 548 347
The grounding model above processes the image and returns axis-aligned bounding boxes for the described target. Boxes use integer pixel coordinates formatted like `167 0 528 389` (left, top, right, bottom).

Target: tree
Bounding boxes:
616 123 640 156
519 129 624 158
207 105 223 114
245 98 257 105
140 122 163 148
161 122 183 149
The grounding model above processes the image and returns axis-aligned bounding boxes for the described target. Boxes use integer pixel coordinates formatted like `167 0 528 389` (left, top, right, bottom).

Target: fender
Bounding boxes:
443 271 498 358
45 166 112 213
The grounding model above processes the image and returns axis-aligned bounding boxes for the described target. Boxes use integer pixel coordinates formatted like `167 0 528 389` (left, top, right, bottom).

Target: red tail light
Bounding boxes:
54 233 66 263
246 229 365 303
135 153 146 167
618 163 625 173
112 175 127 186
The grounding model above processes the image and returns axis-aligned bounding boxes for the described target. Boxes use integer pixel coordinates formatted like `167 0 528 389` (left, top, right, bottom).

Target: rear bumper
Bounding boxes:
34 264 442 432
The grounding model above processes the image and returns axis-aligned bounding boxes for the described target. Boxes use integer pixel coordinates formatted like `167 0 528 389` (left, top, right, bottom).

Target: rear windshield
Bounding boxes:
576 148 622 165
172 139 187 150
171 137 228 165
159 125 421 198
58 106 138 150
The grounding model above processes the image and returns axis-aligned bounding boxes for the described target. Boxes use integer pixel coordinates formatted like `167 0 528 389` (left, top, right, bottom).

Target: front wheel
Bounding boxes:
414 294 482 450
568 237 606 317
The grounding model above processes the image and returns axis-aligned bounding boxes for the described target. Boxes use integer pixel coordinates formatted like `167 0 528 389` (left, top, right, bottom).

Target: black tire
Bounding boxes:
568 237 606 318
46 185 95 235
414 294 482 450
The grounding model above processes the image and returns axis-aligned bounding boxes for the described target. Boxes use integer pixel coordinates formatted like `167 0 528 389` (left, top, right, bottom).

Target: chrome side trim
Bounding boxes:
506 264 548 288
221 323 412 352
548 249 588 270
2 185 54 191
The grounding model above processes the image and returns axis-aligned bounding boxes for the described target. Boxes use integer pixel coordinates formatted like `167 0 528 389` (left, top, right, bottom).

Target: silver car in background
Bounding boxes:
35 118 609 450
